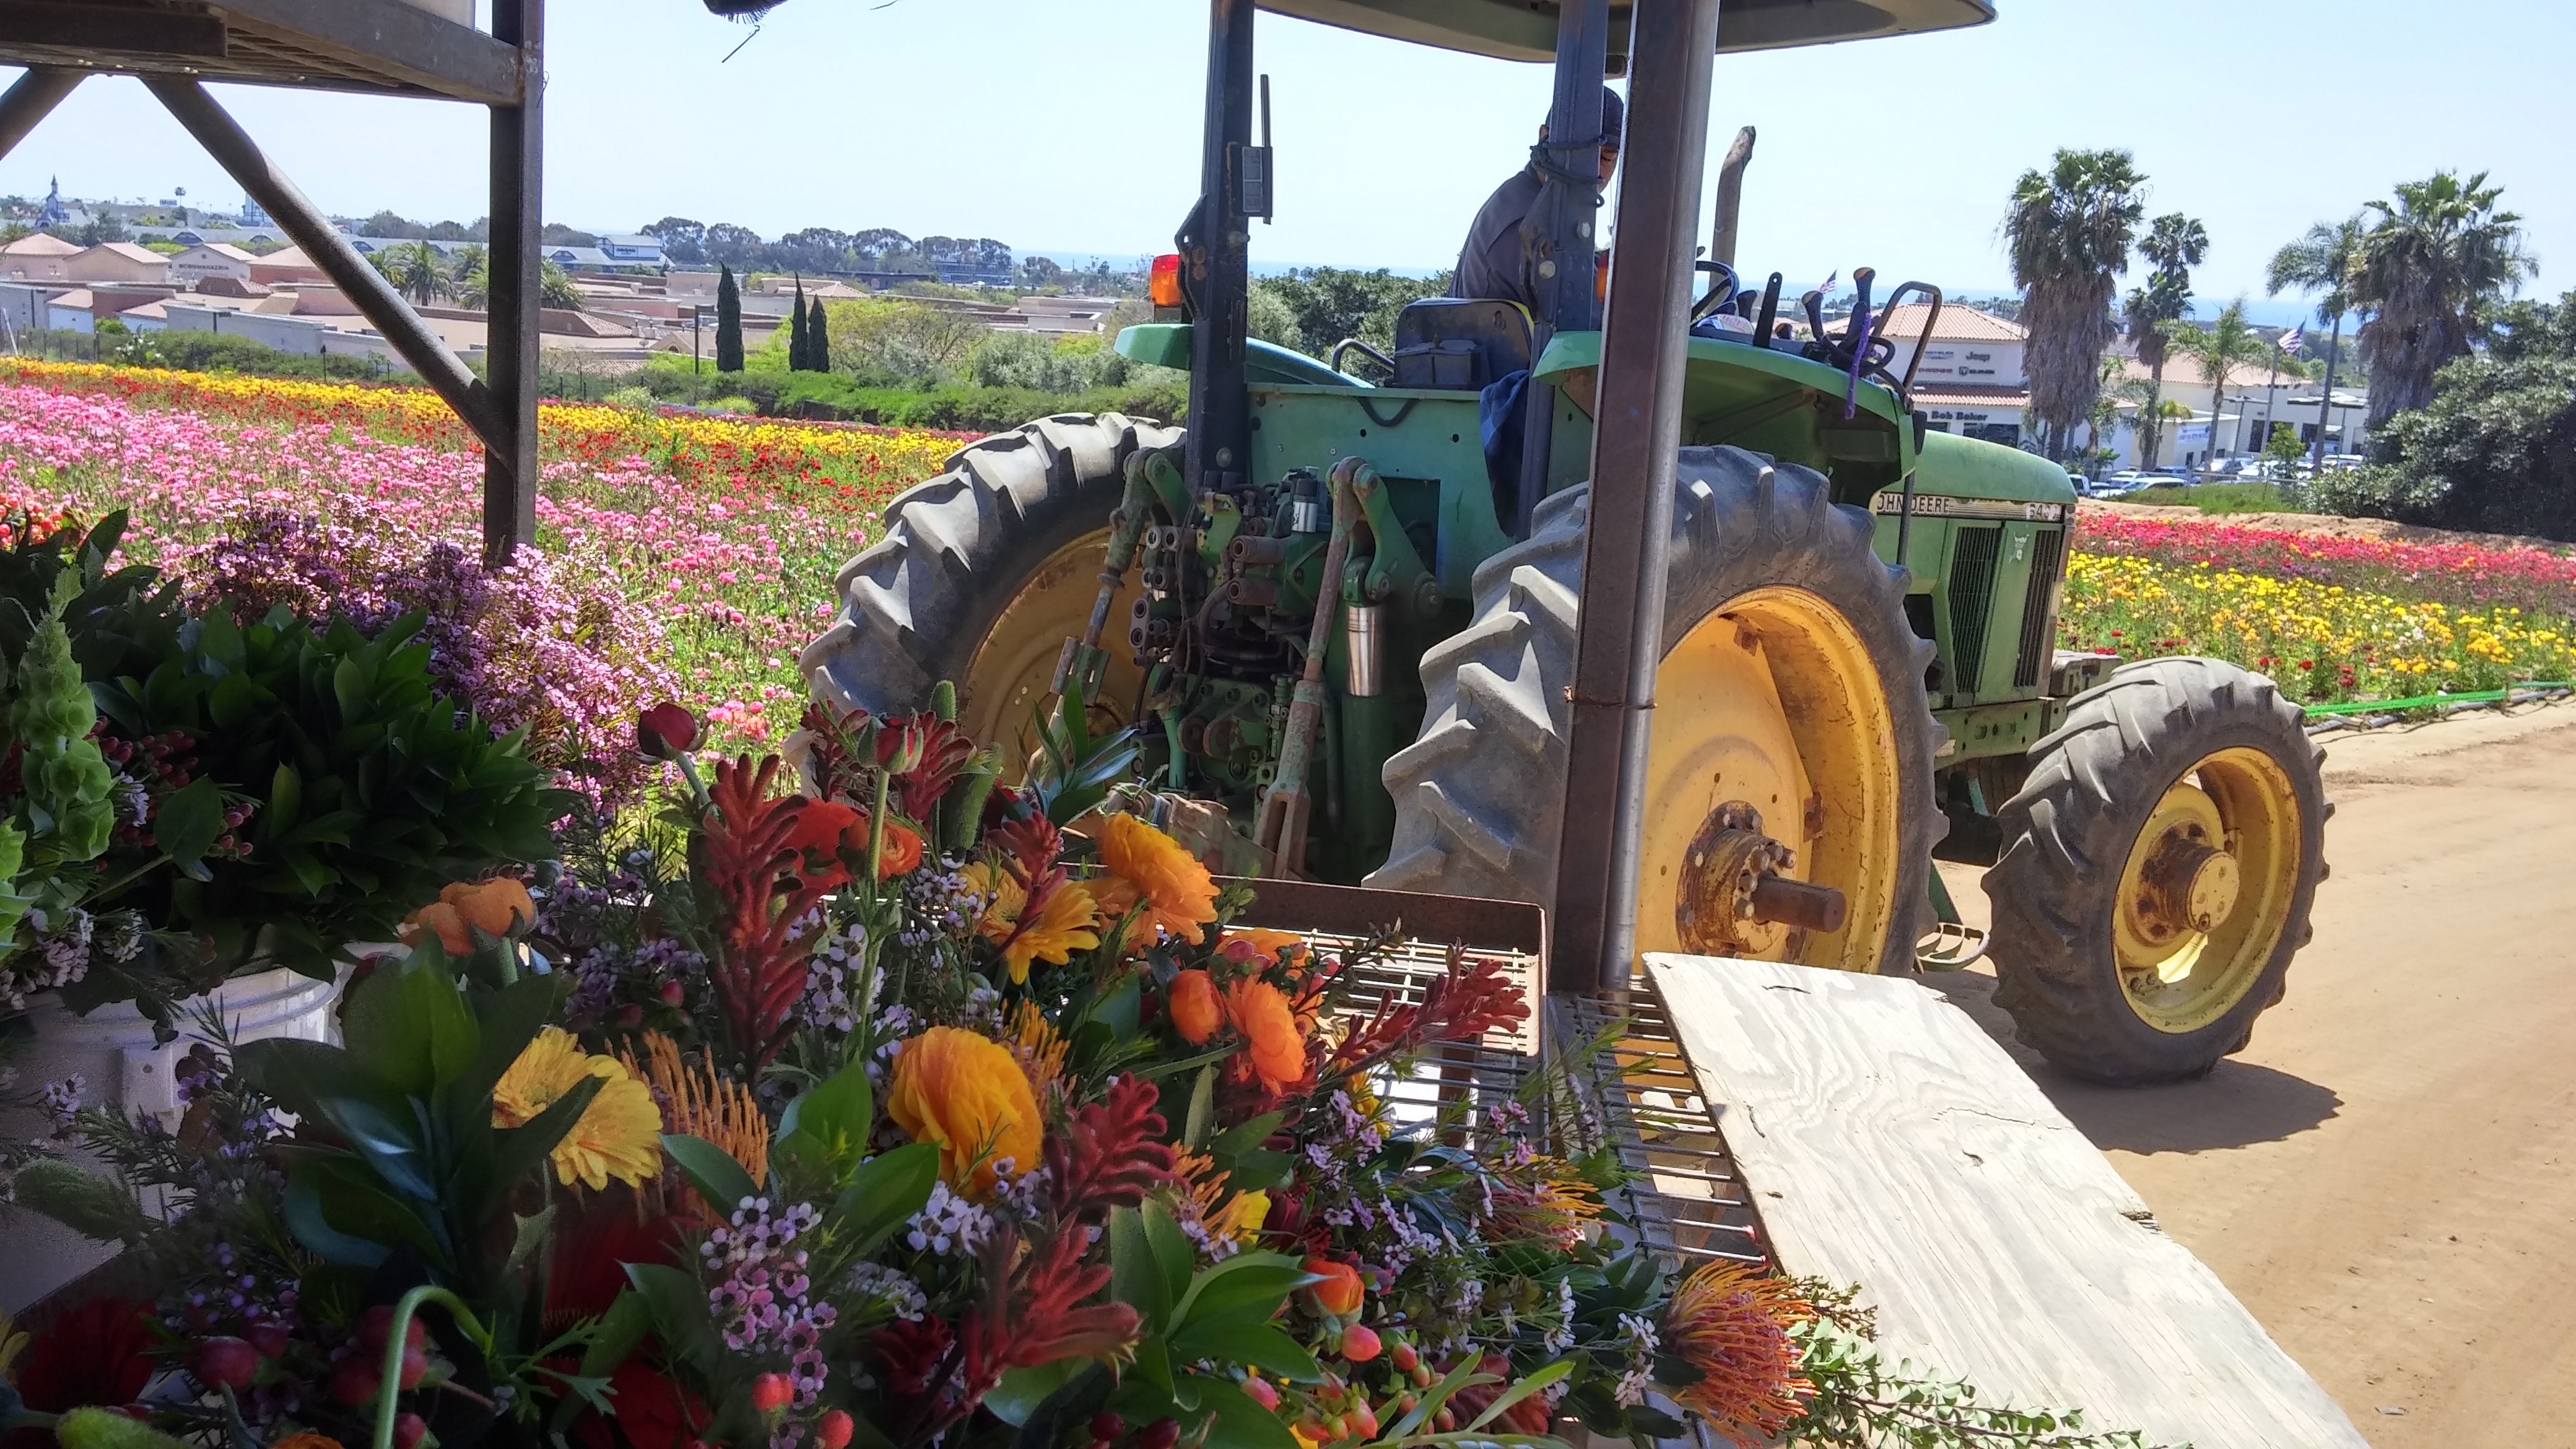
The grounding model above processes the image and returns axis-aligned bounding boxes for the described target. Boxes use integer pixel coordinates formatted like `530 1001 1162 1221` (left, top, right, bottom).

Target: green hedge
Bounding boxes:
638 361 1185 434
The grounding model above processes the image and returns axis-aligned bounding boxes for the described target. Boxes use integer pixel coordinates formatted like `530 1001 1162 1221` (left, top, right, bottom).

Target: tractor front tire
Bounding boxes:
1369 447 1944 976
799 412 1183 746
1983 657 2330 1085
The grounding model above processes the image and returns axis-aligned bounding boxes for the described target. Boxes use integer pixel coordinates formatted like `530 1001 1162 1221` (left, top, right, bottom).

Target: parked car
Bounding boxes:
2089 469 2152 496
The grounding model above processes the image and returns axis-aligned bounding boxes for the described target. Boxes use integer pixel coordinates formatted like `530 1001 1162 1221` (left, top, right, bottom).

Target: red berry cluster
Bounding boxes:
95 726 257 856
318 1306 444 1449
1074 1410 1178 1449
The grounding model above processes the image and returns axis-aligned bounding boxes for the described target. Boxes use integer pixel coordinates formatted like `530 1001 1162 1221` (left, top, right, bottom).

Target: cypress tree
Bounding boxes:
715 263 744 373
807 295 831 372
788 274 810 370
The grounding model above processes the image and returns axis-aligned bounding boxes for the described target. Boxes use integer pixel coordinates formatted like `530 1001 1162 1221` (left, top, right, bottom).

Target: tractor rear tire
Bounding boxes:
1983 657 2330 1086
799 412 1183 746
1367 447 1945 977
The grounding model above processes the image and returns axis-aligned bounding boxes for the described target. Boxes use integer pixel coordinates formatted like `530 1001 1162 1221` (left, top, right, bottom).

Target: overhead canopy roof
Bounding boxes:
0 0 523 107
1256 0 1993 63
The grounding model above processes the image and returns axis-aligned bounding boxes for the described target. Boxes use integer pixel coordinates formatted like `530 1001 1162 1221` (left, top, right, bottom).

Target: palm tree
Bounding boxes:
2350 171 2533 426
2266 214 2364 468
2121 213 2206 468
2166 300 2270 477
2004 149 2147 461
2115 375 2193 467
373 240 452 307
541 259 585 311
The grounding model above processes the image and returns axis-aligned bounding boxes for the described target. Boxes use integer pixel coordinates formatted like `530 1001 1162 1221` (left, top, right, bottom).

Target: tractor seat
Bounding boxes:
1392 298 1534 391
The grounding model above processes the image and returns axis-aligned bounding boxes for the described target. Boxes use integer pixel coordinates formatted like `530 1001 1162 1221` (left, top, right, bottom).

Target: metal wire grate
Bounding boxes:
1945 523 2003 696
1235 877 1772 1273
1549 989 1773 1269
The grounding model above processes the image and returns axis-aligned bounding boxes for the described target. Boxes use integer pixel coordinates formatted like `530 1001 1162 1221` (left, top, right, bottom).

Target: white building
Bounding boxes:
1878 302 2029 446
170 242 260 285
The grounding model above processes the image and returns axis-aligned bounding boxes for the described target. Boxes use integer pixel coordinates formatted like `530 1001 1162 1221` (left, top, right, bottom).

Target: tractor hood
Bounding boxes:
1255 0 1993 63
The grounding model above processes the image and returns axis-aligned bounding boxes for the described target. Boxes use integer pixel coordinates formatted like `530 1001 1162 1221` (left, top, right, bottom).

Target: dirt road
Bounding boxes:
1932 698 2576 1448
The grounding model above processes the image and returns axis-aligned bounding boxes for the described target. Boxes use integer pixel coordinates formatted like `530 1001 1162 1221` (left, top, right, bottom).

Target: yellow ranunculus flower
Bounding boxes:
885 1025 1043 1196
493 1027 664 1190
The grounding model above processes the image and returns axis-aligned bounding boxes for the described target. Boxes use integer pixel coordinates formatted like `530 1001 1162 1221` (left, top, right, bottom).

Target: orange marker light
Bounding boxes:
1150 253 1185 308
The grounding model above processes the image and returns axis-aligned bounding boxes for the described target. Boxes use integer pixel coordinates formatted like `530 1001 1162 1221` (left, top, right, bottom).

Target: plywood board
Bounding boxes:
1644 952 2369 1449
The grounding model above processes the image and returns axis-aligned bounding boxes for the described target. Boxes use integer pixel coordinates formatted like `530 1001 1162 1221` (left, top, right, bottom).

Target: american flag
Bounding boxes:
2278 326 2305 355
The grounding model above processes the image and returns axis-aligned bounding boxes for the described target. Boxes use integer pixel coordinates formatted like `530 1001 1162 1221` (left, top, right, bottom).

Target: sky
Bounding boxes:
6 0 2570 329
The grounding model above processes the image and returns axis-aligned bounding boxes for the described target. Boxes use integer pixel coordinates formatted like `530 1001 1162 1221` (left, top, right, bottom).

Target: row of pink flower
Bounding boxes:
0 380 888 778
2074 512 2576 618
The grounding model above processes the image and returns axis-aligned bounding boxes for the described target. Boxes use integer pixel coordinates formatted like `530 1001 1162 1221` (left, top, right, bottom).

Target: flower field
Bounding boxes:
0 360 2567 740
0 360 965 751
2063 513 2576 703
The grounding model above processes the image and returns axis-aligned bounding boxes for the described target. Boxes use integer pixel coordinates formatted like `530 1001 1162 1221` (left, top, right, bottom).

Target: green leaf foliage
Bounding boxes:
89 606 572 983
831 1141 941 1256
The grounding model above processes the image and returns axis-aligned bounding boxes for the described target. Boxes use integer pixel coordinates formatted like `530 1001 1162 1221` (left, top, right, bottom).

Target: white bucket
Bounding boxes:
1 961 361 1313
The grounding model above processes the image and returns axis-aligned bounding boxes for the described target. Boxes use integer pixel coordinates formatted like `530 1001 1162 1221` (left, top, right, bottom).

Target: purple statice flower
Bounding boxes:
35 1074 85 1133
703 1196 836 1409
903 1180 994 1258
179 510 678 811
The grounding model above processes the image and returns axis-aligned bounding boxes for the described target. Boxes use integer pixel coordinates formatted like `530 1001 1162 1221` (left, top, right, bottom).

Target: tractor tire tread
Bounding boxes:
1983 656 2330 1085
801 412 1183 717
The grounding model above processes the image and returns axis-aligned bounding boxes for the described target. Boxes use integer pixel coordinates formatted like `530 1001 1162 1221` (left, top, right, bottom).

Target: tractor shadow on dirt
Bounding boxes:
1919 967 2344 1154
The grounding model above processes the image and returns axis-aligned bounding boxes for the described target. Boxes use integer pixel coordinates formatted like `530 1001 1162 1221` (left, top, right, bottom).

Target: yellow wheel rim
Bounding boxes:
1634 587 1904 972
958 528 1145 759
2113 747 2303 1033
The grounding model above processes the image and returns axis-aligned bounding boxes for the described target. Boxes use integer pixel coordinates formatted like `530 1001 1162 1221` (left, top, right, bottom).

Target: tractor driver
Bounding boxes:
1450 86 1624 311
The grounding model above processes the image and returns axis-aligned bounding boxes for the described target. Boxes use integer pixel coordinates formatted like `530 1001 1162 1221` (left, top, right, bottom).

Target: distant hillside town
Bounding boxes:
0 180 1147 369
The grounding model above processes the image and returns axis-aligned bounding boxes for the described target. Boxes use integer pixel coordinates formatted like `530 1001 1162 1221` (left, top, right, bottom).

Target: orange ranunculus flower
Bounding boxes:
445 877 536 937
404 877 536 954
1224 927 1310 966
1303 1256 1364 1317
884 1025 1043 1196
1227 978 1307 1093
1086 876 1154 951
780 799 861 859
843 812 925 878
1168 969 1224 1044
1094 812 1219 944
401 900 471 954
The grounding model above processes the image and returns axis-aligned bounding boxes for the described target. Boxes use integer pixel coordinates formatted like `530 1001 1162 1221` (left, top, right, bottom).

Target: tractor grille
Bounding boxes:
1945 525 2003 696
2012 528 2066 690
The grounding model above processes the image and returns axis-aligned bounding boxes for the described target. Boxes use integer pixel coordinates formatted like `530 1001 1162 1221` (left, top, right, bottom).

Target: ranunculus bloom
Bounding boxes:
445 877 535 938
779 799 861 860
886 1025 1042 1196
401 900 470 954
1303 1256 1364 1317
1167 969 1223 1044
637 703 699 759
492 1027 664 1190
1094 812 1219 944
844 812 925 878
1224 927 1310 965
405 878 534 953
1227 978 1308 1093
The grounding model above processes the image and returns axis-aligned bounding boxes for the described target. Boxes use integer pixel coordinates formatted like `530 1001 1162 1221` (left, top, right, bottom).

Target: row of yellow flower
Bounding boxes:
2060 551 2576 702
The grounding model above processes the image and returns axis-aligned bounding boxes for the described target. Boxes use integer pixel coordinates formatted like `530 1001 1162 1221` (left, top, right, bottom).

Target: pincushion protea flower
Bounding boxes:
1660 1260 1816 1446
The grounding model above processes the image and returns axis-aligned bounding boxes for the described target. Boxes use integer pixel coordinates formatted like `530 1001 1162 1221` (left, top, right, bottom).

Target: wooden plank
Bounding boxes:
1644 952 2369 1449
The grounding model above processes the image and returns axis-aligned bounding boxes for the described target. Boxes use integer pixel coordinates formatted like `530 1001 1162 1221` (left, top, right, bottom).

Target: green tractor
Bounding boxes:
800 0 2328 1086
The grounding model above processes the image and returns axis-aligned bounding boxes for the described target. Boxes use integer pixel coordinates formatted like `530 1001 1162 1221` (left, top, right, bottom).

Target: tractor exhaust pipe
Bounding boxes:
1711 125 1755 268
